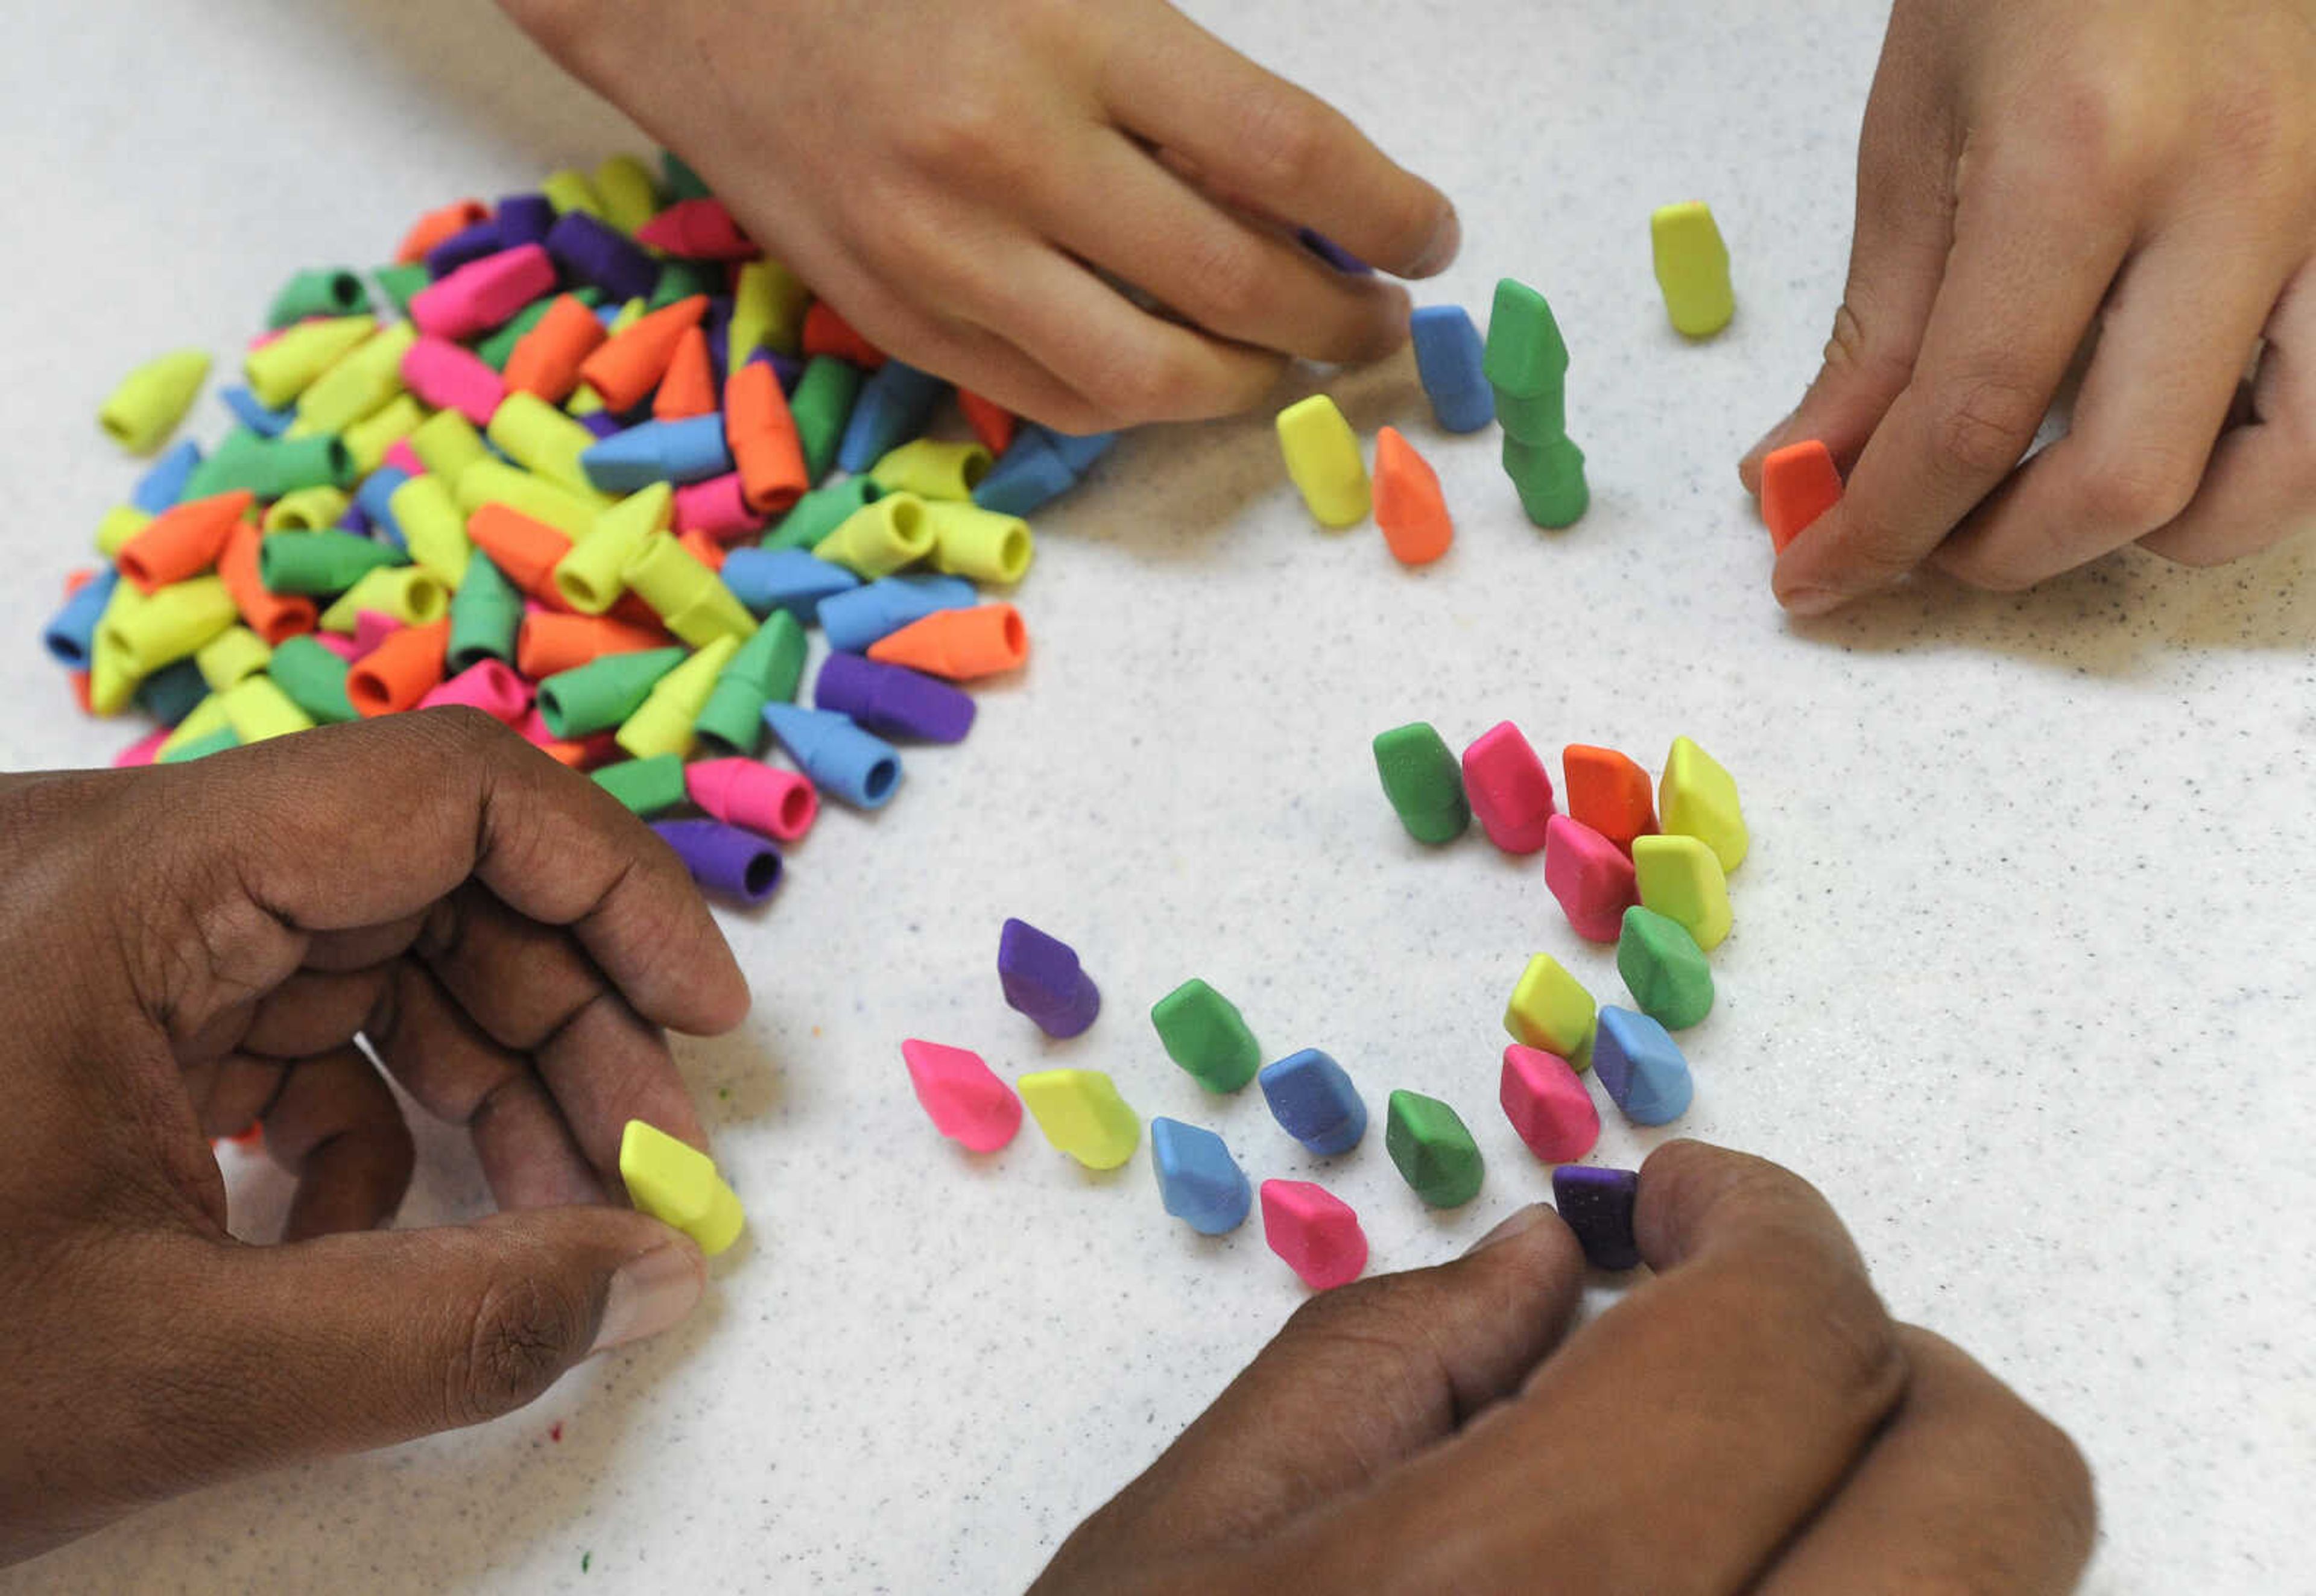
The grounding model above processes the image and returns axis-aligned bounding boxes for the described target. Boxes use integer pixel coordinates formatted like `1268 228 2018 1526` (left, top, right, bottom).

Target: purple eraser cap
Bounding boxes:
767 350 805 393
1551 1166 1642 1271
494 192 555 247
578 409 625 440
425 218 505 280
813 651 975 745
652 818 783 906
1297 227 1374 276
545 210 659 304
997 917 1100 1038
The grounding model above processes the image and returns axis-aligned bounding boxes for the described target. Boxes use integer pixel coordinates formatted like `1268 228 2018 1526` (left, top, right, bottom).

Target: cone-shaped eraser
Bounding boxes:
865 604 1027 681
720 547 860 622
997 918 1100 1039
651 818 782 905
546 209 658 303
1410 305 1494 434
618 1119 744 1255
817 574 976 654
836 361 945 475
1544 813 1640 944
1261 1180 1367 1290
1505 954 1598 1067
1659 735 1748 872
537 646 687 737
1616 906 1714 1030
1563 744 1658 851
1499 1045 1601 1163
1373 721 1470 844
902 1039 1022 1153
1384 1089 1484 1208
1258 1048 1366 1155
1650 201 1735 339
814 650 975 744
685 757 819 843
1151 979 1261 1094
761 702 901 810
1372 427 1452 566
1276 394 1370 529
1017 1068 1139 1170
1151 1119 1251 1235
131 438 204 514
1482 277 1570 440
1631 833 1732 952
1592 1008 1694 1126
972 427 1077 517
1762 440 1843 553
100 349 210 455
1552 1165 1641 1270
1461 722 1556 854
581 415 735 491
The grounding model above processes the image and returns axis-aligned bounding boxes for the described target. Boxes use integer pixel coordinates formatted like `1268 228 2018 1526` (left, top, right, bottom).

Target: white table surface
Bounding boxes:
4 1 2312 1590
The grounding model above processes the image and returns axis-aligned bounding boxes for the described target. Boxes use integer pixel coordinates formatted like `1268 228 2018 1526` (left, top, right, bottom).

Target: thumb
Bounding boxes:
179 1206 703 1470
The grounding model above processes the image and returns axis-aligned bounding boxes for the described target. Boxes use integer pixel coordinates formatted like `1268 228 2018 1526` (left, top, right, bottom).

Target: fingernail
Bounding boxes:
1409 203 1461 278
1741 412 1796 472
591 1241 704 1355
1780 585 1849 617
1467 1203 1551 1255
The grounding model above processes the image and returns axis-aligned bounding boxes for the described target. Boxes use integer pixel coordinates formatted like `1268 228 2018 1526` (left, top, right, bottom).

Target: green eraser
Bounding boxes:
1373 722 1470 845
1385 1089 1484 1208
1150 977 1262 1094
1616 906 1715 1030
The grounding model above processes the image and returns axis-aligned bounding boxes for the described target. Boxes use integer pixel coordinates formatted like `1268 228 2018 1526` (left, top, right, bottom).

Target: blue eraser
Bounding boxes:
761 703 903 810
836 361 946 475
43 567 119 669
220 385 294 438
995 916 1099 1038
1258 1049 1367 1156
972 429 1077 517
580 415 735 491
355 464 412 544
1411 306 1496 434
1592 1008 1694 1126
1151 1118 1252 1235
817 573 978 654
720 547 861 622
131 439 203 514
133 658 209 727
1552 1165 1642 1270
1037 426 1117 478
816 650 976 746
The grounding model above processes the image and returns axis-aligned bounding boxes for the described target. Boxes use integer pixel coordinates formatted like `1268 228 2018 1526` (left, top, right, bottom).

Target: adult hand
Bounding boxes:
1035 1141 2096 1594
0 711 748 1565
501 0 1458 432
1742 0 2316 611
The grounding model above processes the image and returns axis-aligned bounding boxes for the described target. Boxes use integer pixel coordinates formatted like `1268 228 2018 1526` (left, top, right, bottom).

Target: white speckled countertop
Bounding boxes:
2 1 2312 1590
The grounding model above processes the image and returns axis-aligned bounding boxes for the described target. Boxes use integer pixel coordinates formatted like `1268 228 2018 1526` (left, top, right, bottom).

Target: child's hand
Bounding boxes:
1741 0 2316 612
499 0 1457 432
0 713 747 1565
1035 1141 2095 1594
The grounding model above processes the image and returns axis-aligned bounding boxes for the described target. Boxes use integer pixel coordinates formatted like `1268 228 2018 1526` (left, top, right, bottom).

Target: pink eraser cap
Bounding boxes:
1261 1179 1368 1290
1462 721 1557 855
686 757 819 843
114 726 172 768
1499 1044 1601 1163
401 335 508 428
1544 812 1639 943
902 1039 1022 1153
352 610 405 657
418 658 532 725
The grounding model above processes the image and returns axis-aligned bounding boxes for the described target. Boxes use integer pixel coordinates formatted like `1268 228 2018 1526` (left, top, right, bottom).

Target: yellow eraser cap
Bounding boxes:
618 1120 745 1257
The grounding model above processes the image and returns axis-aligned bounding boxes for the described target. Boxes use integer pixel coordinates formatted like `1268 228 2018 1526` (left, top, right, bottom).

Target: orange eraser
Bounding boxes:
1761 440 1843 553
725 360 809 514
579 295 709 414
800 301 885 370
346 619 451 717
465 504 575 603
396 199 489 265
1562 745 1659 852
504 294 609 405
653 326 719 421
117 490 254 593
69 670 92 714
218 521 318 644
958 390 1017 456
867 604 1028 681
677 526 729 572
1372 426 1453 566
62 567 96 599
514 611 672 679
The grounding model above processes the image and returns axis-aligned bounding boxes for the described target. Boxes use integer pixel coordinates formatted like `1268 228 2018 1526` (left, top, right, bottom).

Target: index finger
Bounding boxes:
1261 1141 1908 1593
1106 9 1458 280
165 710 748 1039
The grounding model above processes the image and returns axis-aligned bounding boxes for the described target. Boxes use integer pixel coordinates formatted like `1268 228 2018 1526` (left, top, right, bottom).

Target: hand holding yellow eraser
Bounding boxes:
619 1120 745 1256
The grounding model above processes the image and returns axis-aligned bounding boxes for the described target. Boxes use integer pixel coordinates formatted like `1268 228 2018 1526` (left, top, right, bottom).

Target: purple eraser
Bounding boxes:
494 192 556 247
813 651 975 745
1297 227 1374 276
998 917 1100 1039
425 218 505 280
578 409 625 440
545 210 659 304
652 818 783 906
1551 1165 1642 1271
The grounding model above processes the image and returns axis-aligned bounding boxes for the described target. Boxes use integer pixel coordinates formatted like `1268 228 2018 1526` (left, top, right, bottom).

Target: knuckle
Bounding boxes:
2036 69 2163 201
900 93 1021 186
1233 89 1328 196
1822 298 1917 396
1083 346 1198 426
2077 447 2202 536
1928 372 2046 482
446 1274 586 1426
1180 233 1270 326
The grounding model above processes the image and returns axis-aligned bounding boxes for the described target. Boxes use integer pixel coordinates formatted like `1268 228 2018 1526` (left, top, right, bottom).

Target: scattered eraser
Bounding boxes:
815 649 976 745
902 1039 1022 1153
1017 1068 1140 1170
1500 1045 1601 1162
1544 813 1639 943
1562 744 1658 851
1659 735 1748 872
1385 1089 1484 1208
1276 394 1371 529
1592 1008 1694 1126
998 917 1101 1039
1373 721 1470 845
1762 440 1842 552
1258 1048 1367 1156
1151 1118 1252 1235
618 1119 744 1256
1372 427 1453 566
1150 978 1261 1093
1552 1165 1641 1271
1650 201 1735 339
1616 906 1715 1030
651 818 783 906
1461 721 1556 854
1505 953 1598 1067
1261 1179 1368 1290
1631 833 1733 951
1409 305 1495 434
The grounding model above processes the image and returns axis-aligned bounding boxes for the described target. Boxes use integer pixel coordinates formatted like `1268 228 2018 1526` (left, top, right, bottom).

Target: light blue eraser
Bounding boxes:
1592 1008 1694 1126
761 702 902 810
1151 1118 1252 1235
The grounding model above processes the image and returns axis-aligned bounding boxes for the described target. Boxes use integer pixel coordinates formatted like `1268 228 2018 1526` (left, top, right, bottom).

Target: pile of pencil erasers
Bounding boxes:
51 151 1112 906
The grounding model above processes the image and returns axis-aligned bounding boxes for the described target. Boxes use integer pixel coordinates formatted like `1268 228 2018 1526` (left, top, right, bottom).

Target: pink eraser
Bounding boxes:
1544 812 1638 942
686 757 819 843
410 244 557 342
381 440 426 478
352 610 405 657
1260 1179 1368 1290
418 658 531 725
1462 721 1557 854
1499 1044 1601 1163
902 1039 1022 1153
311 631 361 661
114 726 172 768
401 335 508 427
673 472 767 543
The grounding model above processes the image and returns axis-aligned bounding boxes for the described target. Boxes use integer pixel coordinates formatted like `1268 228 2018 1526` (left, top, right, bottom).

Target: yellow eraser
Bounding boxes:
1504 953 1598 1068
1017 1068 1141 1170
1650 201 1735 339
618 1120 745 1256
1633 833 1734 951
1660 736 1748 872
1276 394 1371 529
